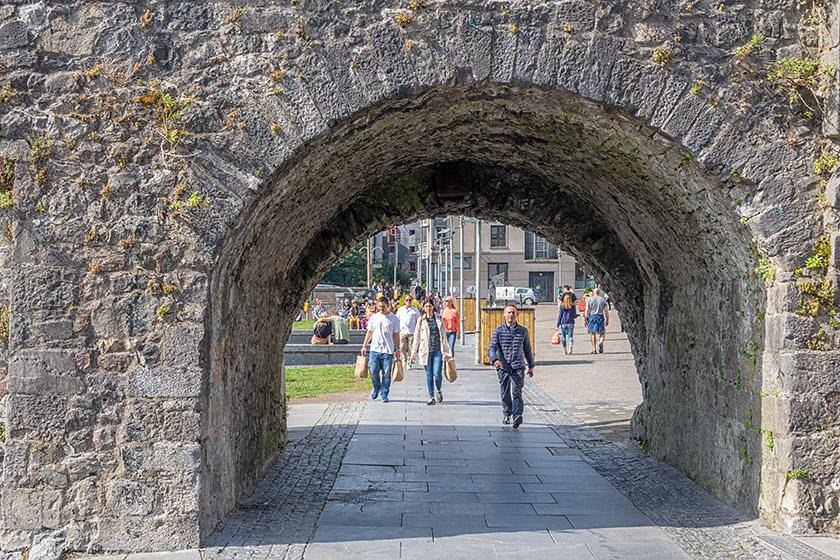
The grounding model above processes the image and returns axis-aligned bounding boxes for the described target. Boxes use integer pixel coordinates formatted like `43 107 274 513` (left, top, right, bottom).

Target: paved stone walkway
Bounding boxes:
196 348 835 560
81 340 838 560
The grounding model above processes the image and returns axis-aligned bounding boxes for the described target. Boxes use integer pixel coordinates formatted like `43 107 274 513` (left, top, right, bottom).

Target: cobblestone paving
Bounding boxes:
203 401 364 560
560 403 638 442
524 382 834 560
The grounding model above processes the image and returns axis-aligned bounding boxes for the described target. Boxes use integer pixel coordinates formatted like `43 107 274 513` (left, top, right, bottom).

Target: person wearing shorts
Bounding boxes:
585 287 609 354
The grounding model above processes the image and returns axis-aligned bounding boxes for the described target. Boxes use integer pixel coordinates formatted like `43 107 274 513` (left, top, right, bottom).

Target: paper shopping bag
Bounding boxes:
444 358 458 383
391 359 404 382
354 354 368 379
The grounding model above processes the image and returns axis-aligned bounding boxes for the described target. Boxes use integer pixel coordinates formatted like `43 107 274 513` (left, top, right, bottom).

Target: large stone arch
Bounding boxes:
0 0 837 552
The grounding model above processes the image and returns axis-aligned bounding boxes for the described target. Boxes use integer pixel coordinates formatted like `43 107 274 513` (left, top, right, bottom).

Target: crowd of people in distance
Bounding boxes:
304 280 615 428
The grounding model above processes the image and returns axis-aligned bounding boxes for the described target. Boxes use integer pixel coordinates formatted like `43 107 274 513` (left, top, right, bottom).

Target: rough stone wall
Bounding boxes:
0 0 837 552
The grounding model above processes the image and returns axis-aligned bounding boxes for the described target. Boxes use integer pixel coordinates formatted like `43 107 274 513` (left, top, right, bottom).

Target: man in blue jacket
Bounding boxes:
488 305 535 428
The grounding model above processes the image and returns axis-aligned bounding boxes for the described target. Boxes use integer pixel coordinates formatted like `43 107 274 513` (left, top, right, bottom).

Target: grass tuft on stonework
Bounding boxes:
292 319 314 330
286 366 371 399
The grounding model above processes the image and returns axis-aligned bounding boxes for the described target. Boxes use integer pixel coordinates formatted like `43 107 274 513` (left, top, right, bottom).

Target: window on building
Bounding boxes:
409 246 415 254
524 232 558 260
409 229 415 236
409 262 416 273
574 263 596 290
490 225 506 247
453 255 473 269
488 263 508 286
389 245 395 254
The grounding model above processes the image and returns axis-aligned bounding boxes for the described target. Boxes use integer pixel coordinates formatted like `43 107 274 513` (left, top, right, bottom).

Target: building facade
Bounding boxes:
396 218 597 301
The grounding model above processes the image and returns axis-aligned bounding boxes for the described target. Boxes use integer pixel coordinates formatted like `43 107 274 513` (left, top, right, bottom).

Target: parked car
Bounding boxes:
514 287 540 305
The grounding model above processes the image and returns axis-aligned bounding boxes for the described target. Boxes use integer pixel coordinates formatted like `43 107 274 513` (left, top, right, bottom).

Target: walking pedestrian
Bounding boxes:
488 305 535 428
361 297 401 403
555 293 578 355
411 300 452 405
441 296 461 354
585 287 609 354
396 294 421 370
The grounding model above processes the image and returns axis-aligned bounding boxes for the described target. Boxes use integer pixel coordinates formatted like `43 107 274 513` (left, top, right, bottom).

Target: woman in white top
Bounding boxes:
411 301 453 405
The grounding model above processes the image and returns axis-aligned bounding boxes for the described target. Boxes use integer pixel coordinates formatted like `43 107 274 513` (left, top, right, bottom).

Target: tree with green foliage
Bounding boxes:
320 243 413 288
320 243 367 286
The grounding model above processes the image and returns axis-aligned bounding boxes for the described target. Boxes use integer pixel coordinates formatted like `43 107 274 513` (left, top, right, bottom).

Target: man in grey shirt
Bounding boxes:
585 287 610 354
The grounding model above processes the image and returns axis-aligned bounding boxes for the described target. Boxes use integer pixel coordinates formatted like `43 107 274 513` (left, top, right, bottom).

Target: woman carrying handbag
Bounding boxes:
411 300 452 405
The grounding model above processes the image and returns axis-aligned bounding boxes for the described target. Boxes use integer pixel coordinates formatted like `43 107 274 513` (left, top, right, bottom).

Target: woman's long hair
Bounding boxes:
562 294 573 310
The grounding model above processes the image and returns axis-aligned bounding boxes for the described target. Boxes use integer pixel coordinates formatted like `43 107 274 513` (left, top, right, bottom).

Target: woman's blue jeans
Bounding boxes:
559 323 574 347
446 332 457 355
425 349 443 397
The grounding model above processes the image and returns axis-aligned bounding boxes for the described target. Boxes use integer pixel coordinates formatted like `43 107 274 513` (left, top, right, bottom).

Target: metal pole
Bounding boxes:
366 237 371 289
475 219 481 364
427 220 432 293
393 232 398 290
442 242 448 298
436 233 441 296
459 216 465 346
449 216 454 303
556 247 562 302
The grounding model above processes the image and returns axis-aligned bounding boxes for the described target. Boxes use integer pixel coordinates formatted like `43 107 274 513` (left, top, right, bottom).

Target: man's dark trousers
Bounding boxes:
497 368 525 417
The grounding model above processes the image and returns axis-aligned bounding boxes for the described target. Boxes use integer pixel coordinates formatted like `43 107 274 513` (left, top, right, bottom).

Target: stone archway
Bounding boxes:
1 0 837 553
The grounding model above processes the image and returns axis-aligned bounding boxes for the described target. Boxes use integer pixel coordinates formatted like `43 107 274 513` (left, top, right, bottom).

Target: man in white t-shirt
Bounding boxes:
361 297 401 403
396 294 421 370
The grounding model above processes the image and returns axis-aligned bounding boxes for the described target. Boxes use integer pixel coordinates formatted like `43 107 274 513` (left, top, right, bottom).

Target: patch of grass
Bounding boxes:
286 366 372 399
292 319 314 330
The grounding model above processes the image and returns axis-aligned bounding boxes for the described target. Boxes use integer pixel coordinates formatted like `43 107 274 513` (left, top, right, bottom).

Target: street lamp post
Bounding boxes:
459 216 465 346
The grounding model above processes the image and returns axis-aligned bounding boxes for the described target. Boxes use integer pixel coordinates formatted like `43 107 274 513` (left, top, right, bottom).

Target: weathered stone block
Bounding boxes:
67 476 104 519
765 313 815 350
94 513 200 551
460 18 492 81
160 324 203 368
119 442 200 473
6 395 68 441
7 350 83 395
555 0 595 33
826 175 840 208
108 480 154 516
127 365 201 398
0 21 29 49
163 411 200 442
780 351 840 395
1 488 63 530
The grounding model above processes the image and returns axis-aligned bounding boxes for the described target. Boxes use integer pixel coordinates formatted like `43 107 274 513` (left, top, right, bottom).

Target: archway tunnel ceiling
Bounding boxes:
1 0 837 551
225 85 751 308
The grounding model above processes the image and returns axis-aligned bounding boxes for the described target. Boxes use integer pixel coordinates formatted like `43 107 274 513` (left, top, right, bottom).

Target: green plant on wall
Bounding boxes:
766 57 836 113
757 255 775 284
805 236 831 272
735 33 765 61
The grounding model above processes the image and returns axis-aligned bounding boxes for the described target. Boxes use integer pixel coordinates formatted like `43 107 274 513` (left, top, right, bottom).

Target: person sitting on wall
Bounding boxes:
312 312 333 345
311 299 327 321
340 298 352 318
348 300 362 329
330 310 350 344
